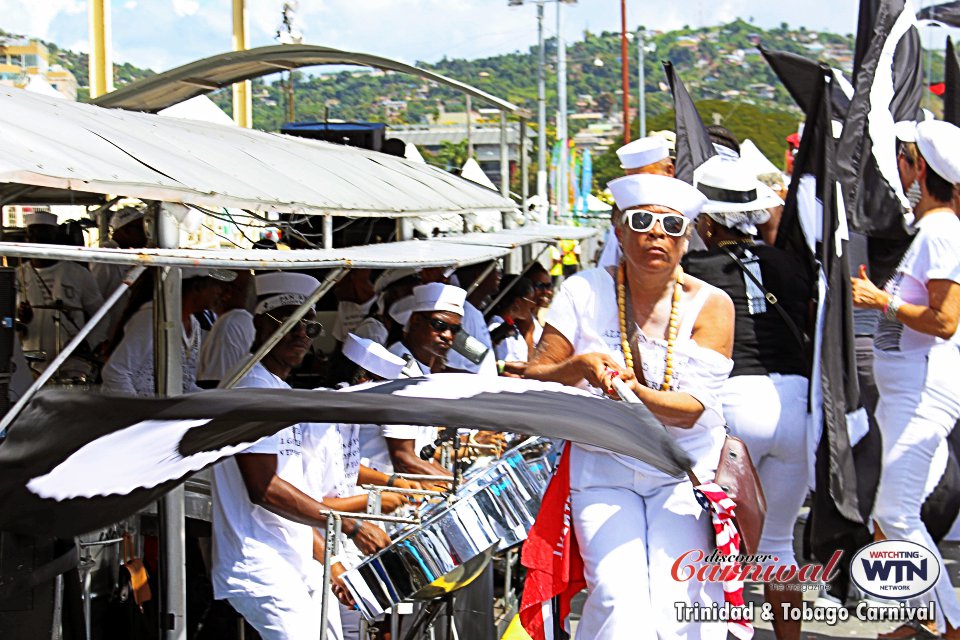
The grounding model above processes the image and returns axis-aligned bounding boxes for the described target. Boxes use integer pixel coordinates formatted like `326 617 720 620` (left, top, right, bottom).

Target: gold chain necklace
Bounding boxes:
617 261 684 391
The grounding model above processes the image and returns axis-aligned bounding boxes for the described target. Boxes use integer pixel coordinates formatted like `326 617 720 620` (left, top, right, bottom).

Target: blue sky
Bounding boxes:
0 0 905 73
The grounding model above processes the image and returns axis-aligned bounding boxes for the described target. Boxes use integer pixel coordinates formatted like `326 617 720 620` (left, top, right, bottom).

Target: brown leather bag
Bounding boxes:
712 435 767 556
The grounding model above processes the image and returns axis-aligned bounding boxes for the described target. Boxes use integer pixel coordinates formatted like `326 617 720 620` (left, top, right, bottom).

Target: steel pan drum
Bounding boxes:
343 437 555 620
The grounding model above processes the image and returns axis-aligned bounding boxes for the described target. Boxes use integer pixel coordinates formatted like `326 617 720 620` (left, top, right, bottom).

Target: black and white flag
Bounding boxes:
776 67 862 524
838 0 924 240
662 61 716 184
0 375 688 536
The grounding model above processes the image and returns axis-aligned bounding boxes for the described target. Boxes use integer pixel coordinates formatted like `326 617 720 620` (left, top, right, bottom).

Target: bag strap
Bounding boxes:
718 245 808 351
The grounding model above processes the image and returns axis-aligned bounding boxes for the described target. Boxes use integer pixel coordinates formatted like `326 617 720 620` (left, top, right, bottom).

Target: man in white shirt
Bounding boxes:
423 263 498 376
91 206 147 338
196 270 256 387
15 211 106 379
211 272 390 640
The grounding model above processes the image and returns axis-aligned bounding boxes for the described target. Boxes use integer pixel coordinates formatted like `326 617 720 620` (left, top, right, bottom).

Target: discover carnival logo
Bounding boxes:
850 540 940 600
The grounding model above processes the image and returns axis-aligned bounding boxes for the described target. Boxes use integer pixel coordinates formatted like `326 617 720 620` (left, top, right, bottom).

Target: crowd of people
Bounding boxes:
9 114 960 640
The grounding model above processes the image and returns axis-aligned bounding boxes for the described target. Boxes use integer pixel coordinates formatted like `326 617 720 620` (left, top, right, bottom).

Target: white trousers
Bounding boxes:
722 373 809 567
569 446 726 640
873 344 960 631
227 583 343 640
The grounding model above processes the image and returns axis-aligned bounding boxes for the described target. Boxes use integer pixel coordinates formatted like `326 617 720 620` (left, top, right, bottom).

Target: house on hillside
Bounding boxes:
0 38 77 100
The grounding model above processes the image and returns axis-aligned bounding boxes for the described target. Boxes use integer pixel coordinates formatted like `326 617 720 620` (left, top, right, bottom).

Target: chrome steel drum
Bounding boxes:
343 437 557 620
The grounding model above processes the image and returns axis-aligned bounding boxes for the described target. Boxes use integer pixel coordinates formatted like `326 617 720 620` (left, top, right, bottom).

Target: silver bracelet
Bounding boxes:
884 295 903 322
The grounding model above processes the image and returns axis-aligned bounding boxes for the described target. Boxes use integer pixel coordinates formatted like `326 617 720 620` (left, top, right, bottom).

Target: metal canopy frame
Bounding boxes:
91 44 531 118
0 87 516 216
0 240 511 270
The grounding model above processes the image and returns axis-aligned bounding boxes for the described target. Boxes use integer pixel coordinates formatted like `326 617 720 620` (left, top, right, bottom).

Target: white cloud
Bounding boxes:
124 1 138 10
0 0 84 40
171 0 200 18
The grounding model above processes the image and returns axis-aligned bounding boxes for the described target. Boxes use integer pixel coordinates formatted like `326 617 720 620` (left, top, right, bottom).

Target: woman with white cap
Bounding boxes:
684 158 812 640
526 173 734 640
851 120 960 640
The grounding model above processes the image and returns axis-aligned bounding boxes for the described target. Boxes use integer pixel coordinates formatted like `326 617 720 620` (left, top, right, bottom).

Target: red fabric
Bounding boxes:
931 82 946 96
519 444 584 640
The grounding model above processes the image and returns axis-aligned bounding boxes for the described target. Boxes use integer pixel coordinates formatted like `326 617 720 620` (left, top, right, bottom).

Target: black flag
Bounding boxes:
945 37 960 125
777 66 862 524
0 375 688 536
662 61 716 184
917 0 960 28
838 0 923 240
760 47 854 120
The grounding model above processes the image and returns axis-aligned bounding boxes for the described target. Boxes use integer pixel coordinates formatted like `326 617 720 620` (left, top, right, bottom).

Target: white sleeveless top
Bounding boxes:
545 267 733 479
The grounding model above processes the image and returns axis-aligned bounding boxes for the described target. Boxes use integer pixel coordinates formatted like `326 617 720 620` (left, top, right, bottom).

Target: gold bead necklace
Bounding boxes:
617 260 684 391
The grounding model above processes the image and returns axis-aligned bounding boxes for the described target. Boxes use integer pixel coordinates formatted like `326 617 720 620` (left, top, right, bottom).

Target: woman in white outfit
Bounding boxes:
851 120 960 640
526 174 735 640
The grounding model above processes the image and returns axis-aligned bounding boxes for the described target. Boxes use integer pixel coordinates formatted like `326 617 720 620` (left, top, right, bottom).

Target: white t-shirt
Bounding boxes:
545 267 732 478
489 314 544 363
356 343 437 473
16 261 107 376
301 421 348 500
197 308 255 383
211 363 319 599
101 302 202 396
875 211 960 355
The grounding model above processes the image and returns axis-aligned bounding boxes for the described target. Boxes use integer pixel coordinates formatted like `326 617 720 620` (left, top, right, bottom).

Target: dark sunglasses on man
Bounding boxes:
532 282 553 291
429 317 462 335
264 312 325 338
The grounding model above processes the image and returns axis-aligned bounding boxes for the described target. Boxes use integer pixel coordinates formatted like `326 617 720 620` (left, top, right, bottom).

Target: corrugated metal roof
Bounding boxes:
91 44 531 119
0 87 516 217
0 239 511 270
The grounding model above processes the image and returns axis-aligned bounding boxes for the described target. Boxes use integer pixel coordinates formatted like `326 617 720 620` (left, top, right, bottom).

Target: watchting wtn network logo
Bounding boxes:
850 540 940 600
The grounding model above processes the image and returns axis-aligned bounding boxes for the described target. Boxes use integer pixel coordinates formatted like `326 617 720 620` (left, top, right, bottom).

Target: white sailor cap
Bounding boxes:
608 174 708 220
110 206 146 230
894 120 919 143
388 294 415 327
254 272 320 315
916 120 960 185
343 333 406 380
182 268 237 283
410 282 465 317
616 136 670 170
24 211 58 227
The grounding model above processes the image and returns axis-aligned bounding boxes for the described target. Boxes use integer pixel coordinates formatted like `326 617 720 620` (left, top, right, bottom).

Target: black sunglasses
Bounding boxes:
532 282 553 291
265 312 324 338
428 317 463 335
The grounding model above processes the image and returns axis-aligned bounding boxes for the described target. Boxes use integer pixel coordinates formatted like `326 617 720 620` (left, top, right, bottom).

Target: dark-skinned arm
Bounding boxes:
235 453 390 555
386 438 452 477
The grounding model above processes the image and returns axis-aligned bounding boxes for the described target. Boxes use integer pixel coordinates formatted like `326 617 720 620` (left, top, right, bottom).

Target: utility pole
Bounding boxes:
556 0 568 220
232 0 252 128
620 0 630 142
638 27 647 138
87 0 113 98
536 0 547 206
278 2 302 124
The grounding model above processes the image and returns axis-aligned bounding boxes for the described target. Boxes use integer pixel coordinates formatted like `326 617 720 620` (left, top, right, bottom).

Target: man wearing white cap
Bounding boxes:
852 119 960 640
90 206 148 336
598 136 678 270
196 270 257 387
15 210 107 379
211 273 390 640
527 173 733 640
101 268 234 396
371 281 465 477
